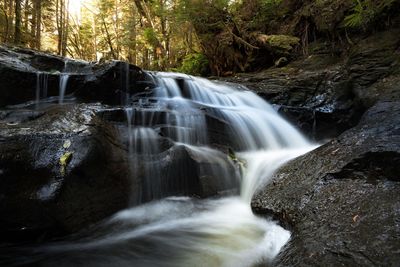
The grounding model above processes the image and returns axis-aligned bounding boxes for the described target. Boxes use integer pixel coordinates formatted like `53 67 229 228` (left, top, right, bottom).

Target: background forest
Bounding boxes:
0 0 399 76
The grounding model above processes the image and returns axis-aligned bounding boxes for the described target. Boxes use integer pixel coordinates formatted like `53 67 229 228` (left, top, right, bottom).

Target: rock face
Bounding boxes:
252 99 400 266
0 104 131 242
222 29 400 141
0 45 149 107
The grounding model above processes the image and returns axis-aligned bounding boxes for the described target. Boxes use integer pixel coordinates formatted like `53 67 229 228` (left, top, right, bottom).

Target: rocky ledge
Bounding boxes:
222 29 400 141
251 28 400 266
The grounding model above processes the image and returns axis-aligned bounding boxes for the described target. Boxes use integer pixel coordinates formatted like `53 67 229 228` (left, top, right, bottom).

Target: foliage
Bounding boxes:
343 0 398 29
176 53 210 76
1 0 399 75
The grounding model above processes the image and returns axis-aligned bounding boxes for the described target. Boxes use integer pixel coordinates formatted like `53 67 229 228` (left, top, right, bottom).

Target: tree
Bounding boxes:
14 0 21 44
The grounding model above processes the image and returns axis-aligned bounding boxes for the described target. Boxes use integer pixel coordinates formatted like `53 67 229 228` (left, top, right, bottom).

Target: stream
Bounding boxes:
2 72 316 267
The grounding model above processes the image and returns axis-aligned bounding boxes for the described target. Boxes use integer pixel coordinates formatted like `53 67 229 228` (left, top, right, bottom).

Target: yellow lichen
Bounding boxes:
60 152 73 176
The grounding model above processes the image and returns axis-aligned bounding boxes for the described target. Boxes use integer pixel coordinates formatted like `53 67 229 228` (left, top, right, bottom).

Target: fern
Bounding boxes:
343 0 397 29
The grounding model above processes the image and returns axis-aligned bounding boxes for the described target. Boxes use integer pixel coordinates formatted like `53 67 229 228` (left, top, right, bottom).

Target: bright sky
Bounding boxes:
69 0 83 17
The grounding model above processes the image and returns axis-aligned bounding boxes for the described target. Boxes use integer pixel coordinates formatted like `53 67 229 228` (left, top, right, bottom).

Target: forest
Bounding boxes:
1 0 398 76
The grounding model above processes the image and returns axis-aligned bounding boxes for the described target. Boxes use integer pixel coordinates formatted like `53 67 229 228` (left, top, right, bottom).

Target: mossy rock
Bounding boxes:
266 35 300 52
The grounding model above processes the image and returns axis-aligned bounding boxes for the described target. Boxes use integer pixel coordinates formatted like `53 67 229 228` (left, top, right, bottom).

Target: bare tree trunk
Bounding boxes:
93 15 97 61
128 1 136 64
143 48 149 69
1 0 10 42
23 0 28 31
56 0 62 54
102 17 116 59
61 0 69 56
35 0 41 49
7 0 13 42
14 0 21 44
30 0 36 46
114 0 120 59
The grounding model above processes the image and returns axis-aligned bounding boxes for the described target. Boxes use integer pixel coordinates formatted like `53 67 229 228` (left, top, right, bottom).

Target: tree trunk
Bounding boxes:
128 1 136 64
14 0 21 44
61 0 69 56
35 0 41 49
1 0 10 42
23 0 28 31
102 17 116 59
133 0 165 67
93 15 97 61
30 0 36 47
7 0 13 42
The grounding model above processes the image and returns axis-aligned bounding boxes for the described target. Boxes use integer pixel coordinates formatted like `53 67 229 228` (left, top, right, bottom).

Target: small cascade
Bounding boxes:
59 74 69 104
20 71 317 267
35 72 48 108
59 60 70 104
131 127 161 202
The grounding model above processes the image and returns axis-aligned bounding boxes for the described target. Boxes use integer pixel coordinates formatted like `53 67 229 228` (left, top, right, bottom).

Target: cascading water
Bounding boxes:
59 74 69 104
9 72 316 267
35 72 48 109
59 61 70 104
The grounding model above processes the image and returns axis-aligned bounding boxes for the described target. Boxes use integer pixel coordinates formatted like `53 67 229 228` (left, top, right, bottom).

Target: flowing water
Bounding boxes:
5 72 316 266
59 74 69 104
59 61 70 104
35 72 48 108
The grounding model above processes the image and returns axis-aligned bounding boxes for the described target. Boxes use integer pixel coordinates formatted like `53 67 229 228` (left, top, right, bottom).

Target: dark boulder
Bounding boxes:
251 100 400 266
75 61 151 105
0 104 131 243
129 144 240 204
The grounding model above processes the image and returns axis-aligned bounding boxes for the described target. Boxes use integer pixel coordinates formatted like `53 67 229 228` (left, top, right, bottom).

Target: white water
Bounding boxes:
59 74 69 104
59 60 70 104
19 72 316 266
35 72 48 108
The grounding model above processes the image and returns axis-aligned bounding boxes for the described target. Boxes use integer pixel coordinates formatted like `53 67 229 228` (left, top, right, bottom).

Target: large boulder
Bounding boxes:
251 99 400 266
0 104 131 242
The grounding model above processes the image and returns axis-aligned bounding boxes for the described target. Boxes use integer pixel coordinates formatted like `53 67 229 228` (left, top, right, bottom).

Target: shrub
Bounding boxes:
343 0 397 29
176 53 210 76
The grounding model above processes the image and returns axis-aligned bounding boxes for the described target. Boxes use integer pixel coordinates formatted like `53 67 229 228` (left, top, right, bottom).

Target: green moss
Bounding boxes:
266 35 300 52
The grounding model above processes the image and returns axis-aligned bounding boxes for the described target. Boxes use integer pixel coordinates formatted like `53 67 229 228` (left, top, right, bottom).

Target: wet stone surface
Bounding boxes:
252 101 400 266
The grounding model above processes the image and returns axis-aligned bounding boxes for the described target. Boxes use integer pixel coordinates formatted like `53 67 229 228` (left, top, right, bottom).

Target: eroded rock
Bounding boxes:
252 100 400 266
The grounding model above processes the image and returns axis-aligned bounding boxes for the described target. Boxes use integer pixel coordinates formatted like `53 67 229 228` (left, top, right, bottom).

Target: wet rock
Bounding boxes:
130 144 240 204
221 54 362 141
98 105 241 151
0 104 131 243
0 45 150 107
251 100 400 266
221 29 400 140
0 102 241 243
75 61 150 105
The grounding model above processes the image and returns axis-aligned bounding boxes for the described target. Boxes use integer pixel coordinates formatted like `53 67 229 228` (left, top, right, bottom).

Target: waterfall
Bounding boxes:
59 61 70 104
21 72 316 267
59 74 69 104
35 72 48 108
